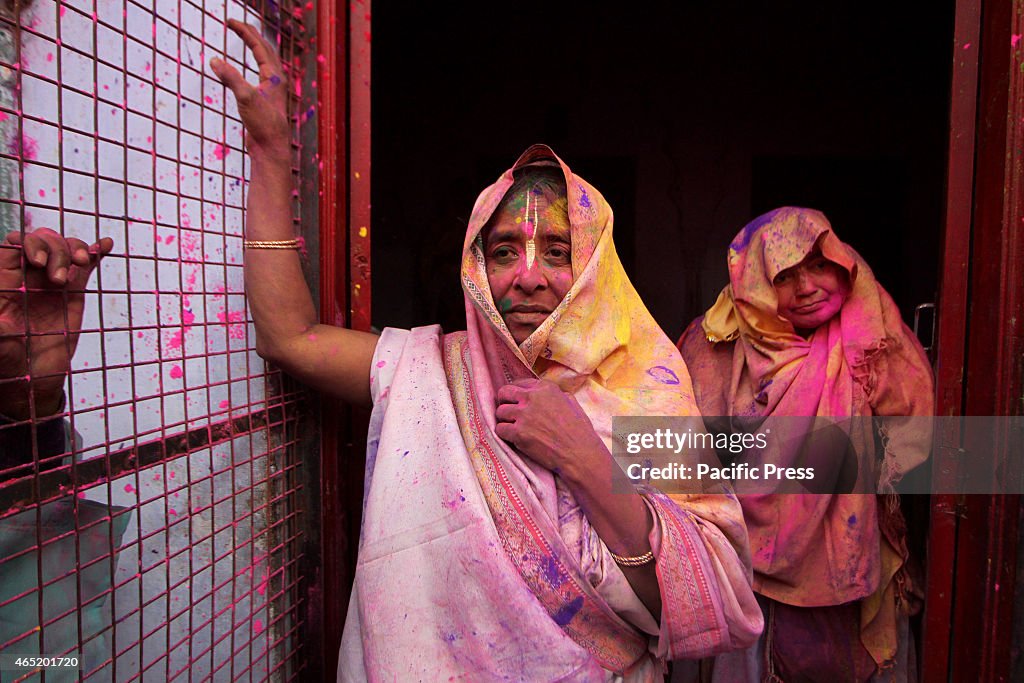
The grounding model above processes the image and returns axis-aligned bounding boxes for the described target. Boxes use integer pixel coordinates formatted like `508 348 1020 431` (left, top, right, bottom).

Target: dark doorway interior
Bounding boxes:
371 2 954 340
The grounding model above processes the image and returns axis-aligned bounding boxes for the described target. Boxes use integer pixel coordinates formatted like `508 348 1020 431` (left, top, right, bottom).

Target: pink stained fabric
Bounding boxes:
678 207 934 675
338 145 762 681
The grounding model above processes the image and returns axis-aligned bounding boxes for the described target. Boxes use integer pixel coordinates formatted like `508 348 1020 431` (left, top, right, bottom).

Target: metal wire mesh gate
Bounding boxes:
0 1 316 680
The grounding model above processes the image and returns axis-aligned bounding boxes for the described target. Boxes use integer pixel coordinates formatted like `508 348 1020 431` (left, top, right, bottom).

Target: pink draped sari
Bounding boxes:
339 146 762 681
679 207 934 681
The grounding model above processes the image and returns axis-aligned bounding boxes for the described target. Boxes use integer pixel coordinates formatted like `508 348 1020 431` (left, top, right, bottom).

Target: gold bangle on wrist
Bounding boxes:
243 238 300 250
609 549 655 567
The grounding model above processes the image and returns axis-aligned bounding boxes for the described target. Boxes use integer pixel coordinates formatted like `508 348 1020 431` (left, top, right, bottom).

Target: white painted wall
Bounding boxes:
3 1 296 679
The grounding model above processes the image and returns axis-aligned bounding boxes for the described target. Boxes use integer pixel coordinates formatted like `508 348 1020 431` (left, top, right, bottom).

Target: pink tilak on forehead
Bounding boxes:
524 188 538 268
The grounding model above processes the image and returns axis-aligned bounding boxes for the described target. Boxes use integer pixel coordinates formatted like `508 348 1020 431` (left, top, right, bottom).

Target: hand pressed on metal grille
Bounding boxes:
0 229 113 420
209 19 290 164
209 21 379 408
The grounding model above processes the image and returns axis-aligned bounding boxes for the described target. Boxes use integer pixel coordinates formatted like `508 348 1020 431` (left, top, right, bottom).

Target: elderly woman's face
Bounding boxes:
772 249 850 332
483 190 573 345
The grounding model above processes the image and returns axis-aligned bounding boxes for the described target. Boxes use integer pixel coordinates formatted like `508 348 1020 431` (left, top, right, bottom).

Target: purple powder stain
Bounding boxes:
541 555 565 589
552 596 584 626
731 208 783 252
646 366 680 385
577 184 591 208
442 632 458 643
848 514 857 526
270 74 282 85
442 492 466 511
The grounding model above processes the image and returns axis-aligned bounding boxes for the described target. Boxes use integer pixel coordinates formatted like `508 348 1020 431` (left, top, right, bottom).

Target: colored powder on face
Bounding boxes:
496 298 513 313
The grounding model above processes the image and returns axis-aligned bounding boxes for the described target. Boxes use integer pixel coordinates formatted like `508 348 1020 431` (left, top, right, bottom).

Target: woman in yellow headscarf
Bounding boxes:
678 207 933 682
212 20 763 680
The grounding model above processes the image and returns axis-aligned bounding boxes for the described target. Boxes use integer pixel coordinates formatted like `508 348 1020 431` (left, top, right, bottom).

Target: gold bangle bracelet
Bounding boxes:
243 238 300 249
609 549 655 567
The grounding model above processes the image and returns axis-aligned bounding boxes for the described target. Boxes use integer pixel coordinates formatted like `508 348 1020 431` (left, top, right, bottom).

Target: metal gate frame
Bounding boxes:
923 0 1024 680
307 0 372 679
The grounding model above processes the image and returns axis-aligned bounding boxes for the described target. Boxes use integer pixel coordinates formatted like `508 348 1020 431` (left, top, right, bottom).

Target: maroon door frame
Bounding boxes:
924 0 1024 681
315 0 372 679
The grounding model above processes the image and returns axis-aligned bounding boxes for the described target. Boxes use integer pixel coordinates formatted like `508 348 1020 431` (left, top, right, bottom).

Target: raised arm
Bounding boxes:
209 20 376 409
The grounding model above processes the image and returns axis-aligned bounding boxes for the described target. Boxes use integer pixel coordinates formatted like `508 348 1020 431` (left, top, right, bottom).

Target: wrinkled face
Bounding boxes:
773 249 851 333
484 188 573 345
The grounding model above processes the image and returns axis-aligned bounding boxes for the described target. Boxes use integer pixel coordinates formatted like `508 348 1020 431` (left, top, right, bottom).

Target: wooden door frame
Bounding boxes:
313 0 372 679
924 0 1024 680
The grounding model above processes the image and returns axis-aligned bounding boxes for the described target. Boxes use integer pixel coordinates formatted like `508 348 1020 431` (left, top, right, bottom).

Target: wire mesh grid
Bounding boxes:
0 1 312 680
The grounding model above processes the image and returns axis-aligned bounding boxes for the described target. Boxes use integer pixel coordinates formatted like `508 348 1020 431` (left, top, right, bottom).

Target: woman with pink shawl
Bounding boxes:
212 22 762 681
678 207 934 682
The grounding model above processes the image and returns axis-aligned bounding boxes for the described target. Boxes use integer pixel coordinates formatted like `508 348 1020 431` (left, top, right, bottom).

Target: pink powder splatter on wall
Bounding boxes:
167 309 196 350
219 400 230 409
124 484 135 493
217 310 246 339
253 619 263 634
1013 34 1022 48
9 134 38 160
179 232 200 260
213 143 229 160
170 365 183 379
